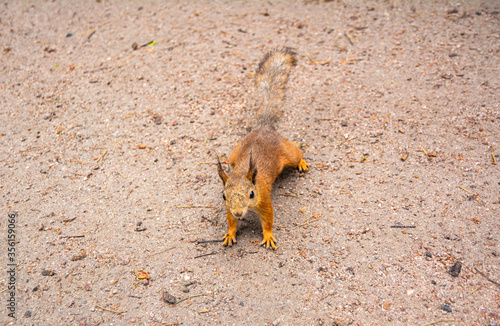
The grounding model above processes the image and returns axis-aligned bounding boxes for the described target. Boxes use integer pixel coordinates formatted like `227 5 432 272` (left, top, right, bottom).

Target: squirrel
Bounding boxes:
217 48 309 250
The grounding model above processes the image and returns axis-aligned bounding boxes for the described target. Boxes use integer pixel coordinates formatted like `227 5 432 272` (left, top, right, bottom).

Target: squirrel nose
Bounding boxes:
233 211 243 218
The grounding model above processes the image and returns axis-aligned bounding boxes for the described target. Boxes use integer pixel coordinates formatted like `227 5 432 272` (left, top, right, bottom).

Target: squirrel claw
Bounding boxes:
223 233 237 247
260 235 278 250
298 159 309 172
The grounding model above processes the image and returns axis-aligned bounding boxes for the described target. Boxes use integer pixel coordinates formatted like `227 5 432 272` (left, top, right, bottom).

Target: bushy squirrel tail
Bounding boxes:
255 47 296 129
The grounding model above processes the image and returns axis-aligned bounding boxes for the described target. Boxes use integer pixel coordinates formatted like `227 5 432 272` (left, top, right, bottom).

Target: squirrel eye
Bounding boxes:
222 193 226 201
249 191 254 199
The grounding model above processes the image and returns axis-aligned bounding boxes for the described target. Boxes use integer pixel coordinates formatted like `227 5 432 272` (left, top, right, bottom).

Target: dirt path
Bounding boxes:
1 0 499 325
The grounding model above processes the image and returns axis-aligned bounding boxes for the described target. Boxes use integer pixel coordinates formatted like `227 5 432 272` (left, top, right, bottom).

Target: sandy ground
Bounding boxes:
1 0 499 325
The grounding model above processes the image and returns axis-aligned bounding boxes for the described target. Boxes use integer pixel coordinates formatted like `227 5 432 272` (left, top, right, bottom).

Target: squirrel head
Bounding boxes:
217 155 258 218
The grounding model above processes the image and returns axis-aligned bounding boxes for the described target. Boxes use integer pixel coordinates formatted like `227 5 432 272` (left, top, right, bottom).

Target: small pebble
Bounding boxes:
24 311 32 318
41 269 55 276
161 290 177 304
449 262 462 277
441 304 452 313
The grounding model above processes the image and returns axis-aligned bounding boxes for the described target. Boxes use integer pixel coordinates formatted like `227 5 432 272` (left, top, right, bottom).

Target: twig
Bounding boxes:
278 193 299 197
197 162 215 165
292 218 320 230
420 320 462 326
104 136 124 146
419 145 429 157
95 151 107 163
141 40 156 47
60 235 85 239
176 205 216 209
340 135 358 144
146 246 176 258
59 282 62 305
458 185 476 195
175 294 208 305
127 295 142 299
194 252 217 259
0 288 7 294
81 28 95 38
201 216 216 224
305 52 330 65
492 145 497 165
390 225 416 229
475 268 500 288
196 239 223 244
87 30 96 40
462 133 485 140
467 284 486 295
95 304 126 315
117 171 127 179
344 31 355 45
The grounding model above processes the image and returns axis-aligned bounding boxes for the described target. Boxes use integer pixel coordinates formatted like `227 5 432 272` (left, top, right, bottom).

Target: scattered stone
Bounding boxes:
441 304 452 313
71 250 87 261
449 262 462 277
135 221 147 232
24 311 32 317
41 269 55 276
162 290 177 304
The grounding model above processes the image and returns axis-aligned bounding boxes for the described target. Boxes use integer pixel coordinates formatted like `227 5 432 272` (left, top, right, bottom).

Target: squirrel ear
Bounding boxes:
246 153 257 185
217 155 228 185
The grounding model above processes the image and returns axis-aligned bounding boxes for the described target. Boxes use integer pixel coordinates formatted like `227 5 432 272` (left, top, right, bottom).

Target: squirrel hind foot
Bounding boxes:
298 159 309 172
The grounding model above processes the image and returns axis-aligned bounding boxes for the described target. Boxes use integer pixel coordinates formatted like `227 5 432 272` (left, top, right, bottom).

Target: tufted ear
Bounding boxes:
217 155 228 185
246 152 257 185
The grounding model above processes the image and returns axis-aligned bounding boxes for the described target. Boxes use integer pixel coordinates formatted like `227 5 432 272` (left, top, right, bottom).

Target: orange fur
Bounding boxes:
218 48 308 250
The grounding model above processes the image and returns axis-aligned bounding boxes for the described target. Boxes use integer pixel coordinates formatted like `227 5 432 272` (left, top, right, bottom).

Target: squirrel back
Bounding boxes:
254 47 296 129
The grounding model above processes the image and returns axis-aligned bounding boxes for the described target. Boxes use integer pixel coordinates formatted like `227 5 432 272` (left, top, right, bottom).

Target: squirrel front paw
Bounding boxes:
260 233 277 250
298 159 309 172
223 232 237 247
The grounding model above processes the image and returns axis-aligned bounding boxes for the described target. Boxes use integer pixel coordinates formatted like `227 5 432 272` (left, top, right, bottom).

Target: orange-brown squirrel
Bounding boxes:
217 48 309 250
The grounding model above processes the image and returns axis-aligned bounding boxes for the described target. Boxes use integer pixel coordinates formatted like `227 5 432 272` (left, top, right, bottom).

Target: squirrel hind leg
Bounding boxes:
282 141 309 172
